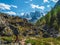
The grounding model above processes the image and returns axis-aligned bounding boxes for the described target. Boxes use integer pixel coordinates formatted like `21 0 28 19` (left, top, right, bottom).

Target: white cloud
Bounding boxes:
43 13 46 16
47 5 50 7
5 11 16 15
0 3 11 10
30 4 45 10
51 0 58 3
20 12 25 16
0 3 17 10
43 0 49 3
11 5 17 8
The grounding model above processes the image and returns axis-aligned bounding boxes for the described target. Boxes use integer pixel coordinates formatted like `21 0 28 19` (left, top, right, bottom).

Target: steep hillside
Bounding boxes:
36 0 60 37
0 13 33 40
0 12 43 42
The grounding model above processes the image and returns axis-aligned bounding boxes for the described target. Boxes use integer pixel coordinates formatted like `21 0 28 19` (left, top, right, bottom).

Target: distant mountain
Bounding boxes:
20 11 43 23
29 11 43 22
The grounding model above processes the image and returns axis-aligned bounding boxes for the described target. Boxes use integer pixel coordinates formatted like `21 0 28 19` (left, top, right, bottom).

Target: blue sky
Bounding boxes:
0 0 59 16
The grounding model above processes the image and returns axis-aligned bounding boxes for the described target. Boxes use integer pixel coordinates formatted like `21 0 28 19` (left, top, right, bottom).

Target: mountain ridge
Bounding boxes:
20 11 43 22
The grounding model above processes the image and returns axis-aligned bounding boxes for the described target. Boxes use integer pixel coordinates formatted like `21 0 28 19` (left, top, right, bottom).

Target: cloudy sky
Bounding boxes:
0 0 59 15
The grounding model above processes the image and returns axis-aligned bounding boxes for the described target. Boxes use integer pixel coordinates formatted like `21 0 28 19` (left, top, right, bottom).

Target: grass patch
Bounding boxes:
25 37 60 45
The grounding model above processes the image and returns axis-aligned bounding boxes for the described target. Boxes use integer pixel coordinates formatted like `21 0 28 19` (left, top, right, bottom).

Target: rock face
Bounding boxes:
0 14 9 35
0 16 6 27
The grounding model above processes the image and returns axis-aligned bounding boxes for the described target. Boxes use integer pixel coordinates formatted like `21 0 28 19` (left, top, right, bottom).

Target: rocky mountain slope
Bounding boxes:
0 12 43 42
0 12 33 36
